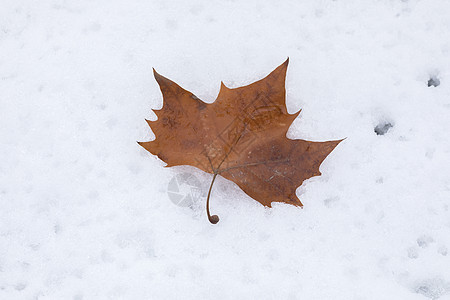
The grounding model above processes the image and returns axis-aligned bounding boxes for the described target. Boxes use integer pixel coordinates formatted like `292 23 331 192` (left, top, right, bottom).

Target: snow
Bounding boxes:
1 0 450 299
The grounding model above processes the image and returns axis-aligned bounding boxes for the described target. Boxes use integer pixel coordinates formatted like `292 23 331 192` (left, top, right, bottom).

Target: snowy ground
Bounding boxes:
1 0 450 299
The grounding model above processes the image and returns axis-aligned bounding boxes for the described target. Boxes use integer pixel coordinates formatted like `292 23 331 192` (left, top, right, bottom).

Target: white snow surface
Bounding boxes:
1 0 450 299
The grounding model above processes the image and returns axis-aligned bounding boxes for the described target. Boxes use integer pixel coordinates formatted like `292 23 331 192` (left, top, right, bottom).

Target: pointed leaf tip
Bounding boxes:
219 81 230 93
152 68 170 86
334 138 346 146
281 57 289 70
266 58 289 81
153 68 161 80
291 109 301 118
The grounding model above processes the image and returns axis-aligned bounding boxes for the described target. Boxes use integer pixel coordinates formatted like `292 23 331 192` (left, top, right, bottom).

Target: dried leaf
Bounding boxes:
139 59 342 223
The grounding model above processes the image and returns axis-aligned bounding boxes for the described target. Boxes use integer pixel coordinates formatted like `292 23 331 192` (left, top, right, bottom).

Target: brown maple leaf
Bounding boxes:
139 59 342 224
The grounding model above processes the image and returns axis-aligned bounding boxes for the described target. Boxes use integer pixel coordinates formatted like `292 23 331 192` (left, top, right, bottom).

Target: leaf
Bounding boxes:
139 59 342 223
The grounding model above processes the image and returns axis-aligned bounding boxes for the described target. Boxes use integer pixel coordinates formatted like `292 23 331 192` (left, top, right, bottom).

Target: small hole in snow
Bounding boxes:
374 122 393 135
414 278 450 299
417 235 434 248
427 76 440 87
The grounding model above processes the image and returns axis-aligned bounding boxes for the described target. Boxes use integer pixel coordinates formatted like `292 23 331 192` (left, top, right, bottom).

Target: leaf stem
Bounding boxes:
206 172 219 224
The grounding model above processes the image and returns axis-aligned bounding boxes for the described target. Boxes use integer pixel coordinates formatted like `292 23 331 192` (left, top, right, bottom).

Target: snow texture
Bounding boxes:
1 0 450 299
